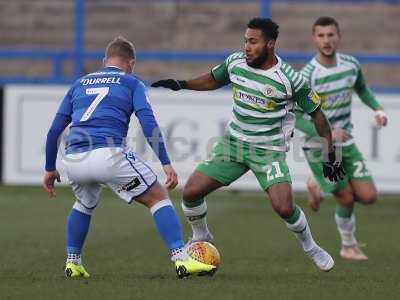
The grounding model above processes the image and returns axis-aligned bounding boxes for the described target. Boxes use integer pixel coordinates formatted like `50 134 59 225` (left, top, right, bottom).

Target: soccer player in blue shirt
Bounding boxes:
43 36 215 279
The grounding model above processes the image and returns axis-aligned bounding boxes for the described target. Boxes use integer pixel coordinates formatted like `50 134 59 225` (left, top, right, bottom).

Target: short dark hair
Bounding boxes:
105 36 135 60
247 17 279 40
313 16 340 34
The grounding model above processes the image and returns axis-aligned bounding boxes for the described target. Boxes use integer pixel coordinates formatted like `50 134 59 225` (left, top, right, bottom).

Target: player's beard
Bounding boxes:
246 51 269 68
320 46 336 59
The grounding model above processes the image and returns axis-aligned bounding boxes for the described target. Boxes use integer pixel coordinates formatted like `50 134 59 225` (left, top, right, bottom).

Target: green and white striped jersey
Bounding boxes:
299 53 373 148
212 51 320 152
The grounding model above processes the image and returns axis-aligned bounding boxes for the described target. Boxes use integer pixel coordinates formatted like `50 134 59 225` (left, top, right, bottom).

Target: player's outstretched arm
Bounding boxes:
310 107 345 182
151 72 224 91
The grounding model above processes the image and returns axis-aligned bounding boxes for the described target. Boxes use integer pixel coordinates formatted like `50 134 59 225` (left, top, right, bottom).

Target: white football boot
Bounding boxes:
306 245 335 272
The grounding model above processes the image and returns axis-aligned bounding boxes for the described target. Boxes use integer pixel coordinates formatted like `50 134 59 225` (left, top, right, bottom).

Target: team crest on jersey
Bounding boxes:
263 85 277 98
308 90 321 104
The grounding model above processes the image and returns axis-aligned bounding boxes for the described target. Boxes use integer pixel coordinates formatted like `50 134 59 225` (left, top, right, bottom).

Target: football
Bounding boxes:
186 241 221 268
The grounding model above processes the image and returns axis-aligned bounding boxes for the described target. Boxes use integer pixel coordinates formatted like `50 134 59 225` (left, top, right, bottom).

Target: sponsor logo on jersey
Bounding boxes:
321 90 352 109
118 177 141 193
81 77 121 86
233 88 277 110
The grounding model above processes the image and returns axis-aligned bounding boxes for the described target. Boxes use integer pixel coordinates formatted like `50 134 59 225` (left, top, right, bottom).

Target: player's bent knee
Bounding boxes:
358 193 377 205
334 187 355 208
182 184 200 203
271 201 293 219
351 181 377 205
136 181 168 208
278 206 294 219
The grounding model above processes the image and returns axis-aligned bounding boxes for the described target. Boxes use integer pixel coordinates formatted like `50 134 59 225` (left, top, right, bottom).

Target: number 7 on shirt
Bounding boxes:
80 87 109 122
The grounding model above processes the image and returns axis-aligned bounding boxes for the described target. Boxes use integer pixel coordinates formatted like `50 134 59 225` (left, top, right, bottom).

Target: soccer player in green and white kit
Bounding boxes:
295 16 388 260
152 18 345 271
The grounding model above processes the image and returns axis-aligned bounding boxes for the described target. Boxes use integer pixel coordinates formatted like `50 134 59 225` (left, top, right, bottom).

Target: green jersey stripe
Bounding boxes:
339 55 360 69
231 67 286 93
318 86 352 96
294 81 305 93
233 102 288 119
229 126 284 143
315 69 357 85
324 105 351 118
228 135 286 151
292 72 300 83
328 112 351 123
233 109 282 125
229 122 282 136
294 76 304 89
231 113 282 131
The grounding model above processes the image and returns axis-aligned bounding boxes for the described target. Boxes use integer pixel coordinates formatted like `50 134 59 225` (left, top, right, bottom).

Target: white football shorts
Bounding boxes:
62 147 157 209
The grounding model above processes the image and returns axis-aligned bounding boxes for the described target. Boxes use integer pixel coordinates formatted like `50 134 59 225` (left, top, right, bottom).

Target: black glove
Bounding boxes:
151 79 187 91
322 148 346 182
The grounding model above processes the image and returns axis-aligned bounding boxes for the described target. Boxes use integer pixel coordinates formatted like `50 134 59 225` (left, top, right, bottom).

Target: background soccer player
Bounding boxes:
295 16 388 260
152 18 344 272
43 36 215 278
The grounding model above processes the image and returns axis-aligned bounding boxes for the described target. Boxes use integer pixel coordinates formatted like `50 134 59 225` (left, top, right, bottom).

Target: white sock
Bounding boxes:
66 253 82 265
170 247 189 262
285 208 317 252
335 214 357 246
181 200 211 240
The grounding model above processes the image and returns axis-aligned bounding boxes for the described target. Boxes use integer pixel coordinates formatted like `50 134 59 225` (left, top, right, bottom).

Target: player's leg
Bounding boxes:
105 148 216 277
346 143 377 205
250 150 334 271
334 144 375 260
181 139 249 243
268 182 334 271
303 148 347 211
135 181 187 260
351 180 377 204
332 184 367 260
65 184 101 278
304 146 366 259
63 151 103 278
181 171 224 243
134 181 216 277
104 148 185 257
306 176 324 212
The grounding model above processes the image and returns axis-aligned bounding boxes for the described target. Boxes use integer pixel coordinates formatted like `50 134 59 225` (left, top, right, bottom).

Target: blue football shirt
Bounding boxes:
57 66 152 154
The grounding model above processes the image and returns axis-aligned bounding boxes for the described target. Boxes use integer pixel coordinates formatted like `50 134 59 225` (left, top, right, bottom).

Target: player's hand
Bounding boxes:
43 170 61 197
162 164 178 190
151 79 186 91
332 128 352 143
322 148 346 182
375 110 388 127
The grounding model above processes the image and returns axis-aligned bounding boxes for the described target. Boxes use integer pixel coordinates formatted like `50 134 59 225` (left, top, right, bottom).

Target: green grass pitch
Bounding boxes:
1 186 399 300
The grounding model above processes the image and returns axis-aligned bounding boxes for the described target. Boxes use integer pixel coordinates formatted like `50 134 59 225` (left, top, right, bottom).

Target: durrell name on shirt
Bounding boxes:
81 77 121 86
